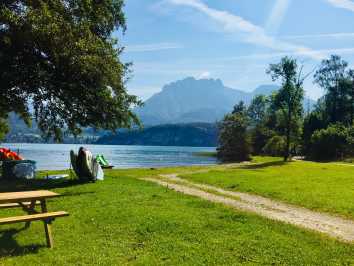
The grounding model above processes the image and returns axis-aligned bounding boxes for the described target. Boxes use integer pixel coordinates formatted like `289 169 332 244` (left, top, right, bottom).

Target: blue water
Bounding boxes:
1 144 217 170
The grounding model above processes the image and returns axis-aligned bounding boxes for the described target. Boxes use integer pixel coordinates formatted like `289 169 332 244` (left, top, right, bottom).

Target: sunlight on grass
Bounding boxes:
180 159 354 219
0 158 353 264
0 173 353 265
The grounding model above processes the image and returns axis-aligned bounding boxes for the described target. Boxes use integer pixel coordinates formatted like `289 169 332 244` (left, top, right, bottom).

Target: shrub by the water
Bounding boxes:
217 112 251 162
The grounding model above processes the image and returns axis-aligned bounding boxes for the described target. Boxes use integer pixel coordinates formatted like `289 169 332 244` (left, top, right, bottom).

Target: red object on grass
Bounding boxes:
0 148 23 161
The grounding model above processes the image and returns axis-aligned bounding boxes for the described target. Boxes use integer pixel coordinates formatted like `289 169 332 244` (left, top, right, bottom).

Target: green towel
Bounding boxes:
96 154 109 167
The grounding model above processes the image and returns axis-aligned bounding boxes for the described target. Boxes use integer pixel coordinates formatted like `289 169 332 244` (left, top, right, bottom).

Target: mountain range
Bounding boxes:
4 77 316 144
135 77 315 125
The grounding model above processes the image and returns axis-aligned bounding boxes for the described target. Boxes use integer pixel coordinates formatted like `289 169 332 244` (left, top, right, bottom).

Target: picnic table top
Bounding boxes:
0 190 59 204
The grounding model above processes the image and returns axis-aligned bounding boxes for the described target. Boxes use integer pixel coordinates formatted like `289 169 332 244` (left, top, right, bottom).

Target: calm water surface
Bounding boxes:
2 143 217 170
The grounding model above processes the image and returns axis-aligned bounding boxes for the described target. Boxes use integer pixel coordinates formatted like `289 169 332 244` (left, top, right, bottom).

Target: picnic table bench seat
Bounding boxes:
0 201 41 209
0 211 69 225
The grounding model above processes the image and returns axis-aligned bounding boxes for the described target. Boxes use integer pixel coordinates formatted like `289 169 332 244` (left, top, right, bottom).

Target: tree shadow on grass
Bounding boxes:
60 191 95 198
0 178 92 193
239 160 287 170
0 228 45 257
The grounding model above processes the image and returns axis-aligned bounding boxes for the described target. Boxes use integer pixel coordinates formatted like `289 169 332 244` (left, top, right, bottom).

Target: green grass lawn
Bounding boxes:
179 157 354 219
0 168 353 265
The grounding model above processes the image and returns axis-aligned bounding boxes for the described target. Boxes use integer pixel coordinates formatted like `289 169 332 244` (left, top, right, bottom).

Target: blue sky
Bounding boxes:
116 0 354 100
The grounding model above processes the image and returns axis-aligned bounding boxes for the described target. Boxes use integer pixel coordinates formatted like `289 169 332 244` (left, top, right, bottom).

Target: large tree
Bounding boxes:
0 0 141 141
303 56 353 156
347 69 354 123
314 55 349 125
267 57 305 161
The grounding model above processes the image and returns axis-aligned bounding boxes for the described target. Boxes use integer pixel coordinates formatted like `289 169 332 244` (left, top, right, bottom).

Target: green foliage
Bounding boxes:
302 101 328 153
0 0 141 141
248 94 281 155
231 101 247 115
303 56 354 159
314 55 352 125
0 117 9 141
250 125 274 155
248 95 269 126
217 102 251 162
346 125 354 159
262 135 286 157
223 55 353 161
310 123 354 161
348 70 354 122
267 57 305 161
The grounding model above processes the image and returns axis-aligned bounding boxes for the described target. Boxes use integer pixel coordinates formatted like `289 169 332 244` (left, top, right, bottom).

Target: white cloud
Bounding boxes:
326 0 354 12
132 47 354 77
197 71 211 79
265 0 291 34
319 47 354 55
125 42 183 52
224 47 354 62
166 0 323 60
281 32 354 40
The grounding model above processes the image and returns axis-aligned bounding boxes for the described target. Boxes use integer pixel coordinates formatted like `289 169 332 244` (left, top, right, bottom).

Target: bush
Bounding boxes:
263 136 286 157
302 109 328 156
345 124 354 157
217 113 251 162
310 124 349 161
250 125 274 155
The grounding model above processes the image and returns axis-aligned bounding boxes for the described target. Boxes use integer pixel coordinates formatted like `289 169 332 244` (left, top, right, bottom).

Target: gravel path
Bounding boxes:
142 174 354 243
335 163 354 167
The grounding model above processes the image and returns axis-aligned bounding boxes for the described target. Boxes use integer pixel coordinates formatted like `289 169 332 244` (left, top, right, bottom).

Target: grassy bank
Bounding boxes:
0 170 353 265
180 157 354 219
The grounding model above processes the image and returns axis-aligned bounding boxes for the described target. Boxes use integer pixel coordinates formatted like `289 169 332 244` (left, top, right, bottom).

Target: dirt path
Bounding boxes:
335 163 354 167
141 174 354 243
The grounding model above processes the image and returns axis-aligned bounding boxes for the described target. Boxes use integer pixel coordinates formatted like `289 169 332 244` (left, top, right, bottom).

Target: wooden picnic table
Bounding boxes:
0 190 69 248
0 190 59 204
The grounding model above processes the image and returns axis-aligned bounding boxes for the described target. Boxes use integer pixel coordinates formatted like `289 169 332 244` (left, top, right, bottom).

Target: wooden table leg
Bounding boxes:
24 200 36 229
40 200 54 248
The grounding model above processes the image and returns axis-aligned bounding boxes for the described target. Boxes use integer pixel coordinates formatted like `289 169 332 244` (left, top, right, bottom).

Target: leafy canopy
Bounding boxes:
0 0 141 141
217 101 252 162
314 55 353 125
267 57 305 161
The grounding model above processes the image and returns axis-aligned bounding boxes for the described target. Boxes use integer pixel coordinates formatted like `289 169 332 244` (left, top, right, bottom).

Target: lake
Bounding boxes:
1 143 218 170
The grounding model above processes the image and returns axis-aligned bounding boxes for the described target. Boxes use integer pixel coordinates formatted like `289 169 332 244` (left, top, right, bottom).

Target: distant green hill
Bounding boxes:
96 123 218 147
3 113 102 144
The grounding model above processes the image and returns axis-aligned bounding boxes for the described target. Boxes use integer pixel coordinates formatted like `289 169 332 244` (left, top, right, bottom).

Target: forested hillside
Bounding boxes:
96 123 218 147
